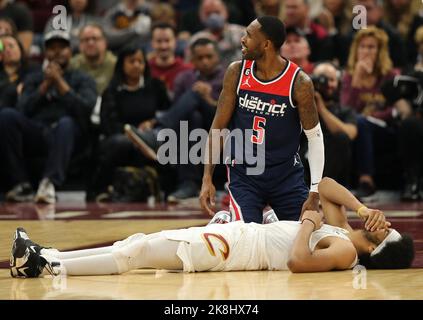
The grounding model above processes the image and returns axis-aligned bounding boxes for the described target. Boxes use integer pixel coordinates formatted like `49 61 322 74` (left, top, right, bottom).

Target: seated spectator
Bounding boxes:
383 0 423 65
389 27 423 201
70 24 117 95
0 17 17 37
414 26 423 71
0 0 33 54
0 35 39 109
254 0 282 17
0 30 97 204
44 0 98 53
351 0 407 69
317 0 353 66
188 0 244 67
280 0 334 62
87 45 169 201
341 26 399 198
150 2 177 28
103 0 151 52
125 38 225 202
177 0 252 37
312 62 357 186
281 27 314 74
147 5 187 62
19 0 62 34
148 22 192 99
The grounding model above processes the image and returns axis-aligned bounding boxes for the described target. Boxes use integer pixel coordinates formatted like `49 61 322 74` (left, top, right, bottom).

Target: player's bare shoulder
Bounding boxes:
223 60 243 89
293 70 319 129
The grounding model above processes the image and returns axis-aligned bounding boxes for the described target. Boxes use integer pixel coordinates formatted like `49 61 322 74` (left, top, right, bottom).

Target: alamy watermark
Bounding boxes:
352 265 367 290
156 122 266 175
352 5 367 30
52 5 68 31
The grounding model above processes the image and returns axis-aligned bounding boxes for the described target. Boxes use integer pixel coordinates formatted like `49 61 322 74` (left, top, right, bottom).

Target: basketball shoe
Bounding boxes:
10 228 57 278
208 210 233 225
262 209 279 224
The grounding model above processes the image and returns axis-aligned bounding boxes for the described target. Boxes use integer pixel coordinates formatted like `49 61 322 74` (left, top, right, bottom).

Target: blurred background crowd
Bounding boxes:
1 0 423 206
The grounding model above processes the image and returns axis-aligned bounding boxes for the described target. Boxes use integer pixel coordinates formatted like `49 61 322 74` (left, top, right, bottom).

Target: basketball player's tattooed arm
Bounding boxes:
293 70 319 130
200 61 242 216
293 70 321 215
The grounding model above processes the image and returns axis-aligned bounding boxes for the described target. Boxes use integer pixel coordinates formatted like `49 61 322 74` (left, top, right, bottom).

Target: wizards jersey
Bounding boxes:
227 59 302 167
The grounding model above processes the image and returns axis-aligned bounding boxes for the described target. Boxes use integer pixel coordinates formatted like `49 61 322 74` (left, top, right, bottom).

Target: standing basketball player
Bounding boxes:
200 16 325 223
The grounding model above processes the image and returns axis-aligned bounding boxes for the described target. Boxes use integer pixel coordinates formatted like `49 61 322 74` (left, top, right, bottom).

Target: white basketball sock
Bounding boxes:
41 246 114 260
57 254 121 276
40 234 182 276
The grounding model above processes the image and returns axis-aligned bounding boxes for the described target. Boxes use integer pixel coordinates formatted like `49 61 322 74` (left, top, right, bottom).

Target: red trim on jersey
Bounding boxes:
238 59 300 98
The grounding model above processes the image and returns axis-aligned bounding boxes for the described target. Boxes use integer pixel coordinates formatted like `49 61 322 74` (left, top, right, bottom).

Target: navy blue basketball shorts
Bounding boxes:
226 154 308 223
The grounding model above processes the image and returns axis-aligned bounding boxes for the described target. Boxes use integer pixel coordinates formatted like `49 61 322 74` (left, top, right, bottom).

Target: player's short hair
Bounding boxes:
256 16 286 50
358 233 414 269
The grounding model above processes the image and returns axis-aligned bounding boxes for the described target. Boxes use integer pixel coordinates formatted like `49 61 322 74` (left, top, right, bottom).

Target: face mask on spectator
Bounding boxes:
205 13 225 32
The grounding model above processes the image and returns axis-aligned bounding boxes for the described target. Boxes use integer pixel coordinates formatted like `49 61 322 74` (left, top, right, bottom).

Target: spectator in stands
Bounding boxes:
125 38 224 202
70 24 116 95
103 0 151 52
0 30 97 204
87 45 169 201
383 0 423 65
148 22 192 98
312 62 357 185
44 0 98 53
150 2 177 28
188 0 244 67
280 0 334 62
281 27 314 74
148 5 186 61
353 0 407 69
391 26 423 201
341 26 399 198
0 35 39 109
415 26 423 71
0 0 33 54
254 0 282 17
317 0 353 66
0 17 17 37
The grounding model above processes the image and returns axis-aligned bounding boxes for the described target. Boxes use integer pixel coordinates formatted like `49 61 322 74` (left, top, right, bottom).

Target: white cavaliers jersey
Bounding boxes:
161 221 357 272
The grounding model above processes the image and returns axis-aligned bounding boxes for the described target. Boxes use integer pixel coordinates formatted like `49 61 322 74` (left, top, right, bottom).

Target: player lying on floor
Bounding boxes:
10 178 414 278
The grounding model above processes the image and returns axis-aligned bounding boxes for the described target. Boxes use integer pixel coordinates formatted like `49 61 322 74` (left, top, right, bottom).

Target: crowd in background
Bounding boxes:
1 0 423 205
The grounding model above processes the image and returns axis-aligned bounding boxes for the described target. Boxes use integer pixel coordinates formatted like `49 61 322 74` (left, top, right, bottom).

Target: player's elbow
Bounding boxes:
287 258 306 273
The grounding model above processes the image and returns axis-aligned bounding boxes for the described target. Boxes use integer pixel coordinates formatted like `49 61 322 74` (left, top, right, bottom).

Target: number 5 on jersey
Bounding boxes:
251 116 266 145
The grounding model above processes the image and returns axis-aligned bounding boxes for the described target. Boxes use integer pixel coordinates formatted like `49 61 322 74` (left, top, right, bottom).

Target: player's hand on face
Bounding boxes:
301 210 323 230
362 208 390 232
199 179 216 216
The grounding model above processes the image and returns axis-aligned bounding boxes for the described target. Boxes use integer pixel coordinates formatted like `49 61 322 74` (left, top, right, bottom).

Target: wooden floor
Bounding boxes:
0 198 423 300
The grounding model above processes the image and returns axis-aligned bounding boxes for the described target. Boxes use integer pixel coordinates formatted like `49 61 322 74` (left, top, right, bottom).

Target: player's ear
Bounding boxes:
368 244 377 254
263 39 271 51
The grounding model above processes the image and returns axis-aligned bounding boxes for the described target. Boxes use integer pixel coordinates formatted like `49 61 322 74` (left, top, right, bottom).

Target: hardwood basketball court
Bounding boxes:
0 197 422 300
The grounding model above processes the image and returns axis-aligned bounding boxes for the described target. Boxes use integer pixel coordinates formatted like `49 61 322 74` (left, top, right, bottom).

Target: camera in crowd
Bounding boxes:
381 74 423 112
310 74 330 99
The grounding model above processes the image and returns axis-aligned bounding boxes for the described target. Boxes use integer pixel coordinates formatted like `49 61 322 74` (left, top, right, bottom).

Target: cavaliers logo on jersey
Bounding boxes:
202 233 230 260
